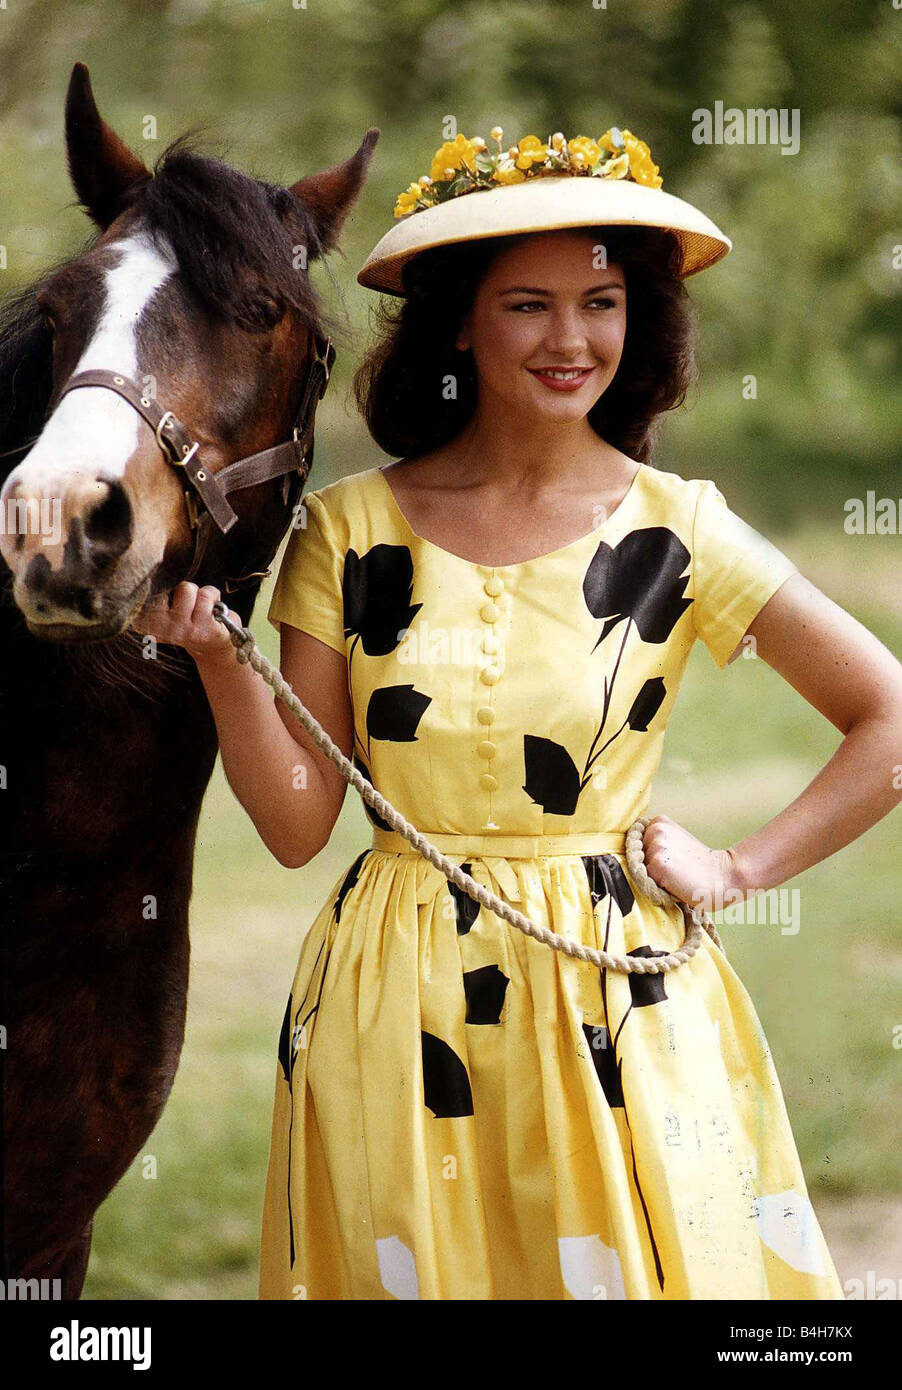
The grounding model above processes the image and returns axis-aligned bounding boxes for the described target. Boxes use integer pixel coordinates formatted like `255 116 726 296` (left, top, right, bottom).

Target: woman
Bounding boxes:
141 127 902 1299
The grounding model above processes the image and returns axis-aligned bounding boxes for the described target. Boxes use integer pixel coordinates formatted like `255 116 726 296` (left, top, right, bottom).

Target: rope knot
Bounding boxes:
230 629 255 664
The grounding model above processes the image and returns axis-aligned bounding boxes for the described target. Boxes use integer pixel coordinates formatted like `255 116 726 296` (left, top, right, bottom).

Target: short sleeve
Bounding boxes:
691 479 799 668
267 491 346 654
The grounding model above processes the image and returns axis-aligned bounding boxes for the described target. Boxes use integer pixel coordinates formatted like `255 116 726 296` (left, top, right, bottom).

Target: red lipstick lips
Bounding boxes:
528 366 595 393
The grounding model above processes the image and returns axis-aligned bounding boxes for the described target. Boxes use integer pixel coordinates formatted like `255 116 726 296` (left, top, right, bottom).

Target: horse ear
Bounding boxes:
289 128 380 257
65 63 152 229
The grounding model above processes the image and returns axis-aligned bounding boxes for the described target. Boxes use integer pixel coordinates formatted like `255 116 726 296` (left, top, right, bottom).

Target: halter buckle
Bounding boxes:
155 410 177 452
170 440 199 470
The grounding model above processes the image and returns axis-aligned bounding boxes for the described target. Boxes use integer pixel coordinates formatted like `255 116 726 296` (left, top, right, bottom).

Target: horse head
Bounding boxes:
0 62 378 642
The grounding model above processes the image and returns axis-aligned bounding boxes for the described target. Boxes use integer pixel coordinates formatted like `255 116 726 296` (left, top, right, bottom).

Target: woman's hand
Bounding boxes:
131 582 242 667
641 813 748 910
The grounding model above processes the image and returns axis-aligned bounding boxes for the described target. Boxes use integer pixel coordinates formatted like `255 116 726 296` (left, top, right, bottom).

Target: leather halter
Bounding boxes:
58 331 335 589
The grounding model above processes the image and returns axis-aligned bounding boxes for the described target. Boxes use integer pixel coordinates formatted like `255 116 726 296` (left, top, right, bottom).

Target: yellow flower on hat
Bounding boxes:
599 128 626 155
599 152 630 180
392 122 666 219
429 134 480 183
393 181 425 218
567 136 601 170
620 129 663 188
514 135 548 170
494 165 526 184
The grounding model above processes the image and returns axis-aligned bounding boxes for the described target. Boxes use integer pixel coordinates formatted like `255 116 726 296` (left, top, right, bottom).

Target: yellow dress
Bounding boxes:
258 461 844 1301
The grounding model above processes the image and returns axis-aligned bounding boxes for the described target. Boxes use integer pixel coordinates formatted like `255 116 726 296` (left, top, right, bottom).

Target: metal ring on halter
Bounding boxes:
154 411 177 451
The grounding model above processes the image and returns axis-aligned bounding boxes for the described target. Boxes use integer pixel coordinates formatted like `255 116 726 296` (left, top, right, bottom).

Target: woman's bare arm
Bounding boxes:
136 583 353 869
721 572 902 890
644 573 902 900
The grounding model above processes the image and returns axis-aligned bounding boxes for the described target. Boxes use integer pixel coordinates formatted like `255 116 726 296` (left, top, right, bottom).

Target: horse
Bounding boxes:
0 61 377 1299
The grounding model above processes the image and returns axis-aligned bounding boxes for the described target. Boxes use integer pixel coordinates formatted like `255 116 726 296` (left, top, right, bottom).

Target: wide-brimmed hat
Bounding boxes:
357 126 732 297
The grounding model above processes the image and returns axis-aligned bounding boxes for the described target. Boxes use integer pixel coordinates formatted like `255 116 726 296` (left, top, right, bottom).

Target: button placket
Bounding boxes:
476 569 506 821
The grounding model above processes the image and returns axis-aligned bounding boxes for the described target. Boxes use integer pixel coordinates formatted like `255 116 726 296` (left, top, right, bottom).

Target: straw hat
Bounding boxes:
357 126 732 297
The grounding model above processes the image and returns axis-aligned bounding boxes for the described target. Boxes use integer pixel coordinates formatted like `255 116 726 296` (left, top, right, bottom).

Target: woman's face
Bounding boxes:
456 230 628 426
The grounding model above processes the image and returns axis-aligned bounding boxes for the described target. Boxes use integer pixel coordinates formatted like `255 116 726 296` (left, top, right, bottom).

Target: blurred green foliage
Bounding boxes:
2 0 900 1299
1 0 900 521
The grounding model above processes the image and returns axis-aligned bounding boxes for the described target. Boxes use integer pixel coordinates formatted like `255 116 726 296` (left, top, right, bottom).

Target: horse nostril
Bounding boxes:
83 476 133 560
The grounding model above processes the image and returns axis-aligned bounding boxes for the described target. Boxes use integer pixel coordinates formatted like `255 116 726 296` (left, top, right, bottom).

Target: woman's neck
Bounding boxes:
446 405 620 491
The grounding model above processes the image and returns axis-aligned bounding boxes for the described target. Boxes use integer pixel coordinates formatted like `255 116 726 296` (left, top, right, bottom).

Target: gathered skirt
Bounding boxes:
258 841 844 1300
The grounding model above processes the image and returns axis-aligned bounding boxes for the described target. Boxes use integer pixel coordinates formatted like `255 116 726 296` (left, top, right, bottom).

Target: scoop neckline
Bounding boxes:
375 461 646 569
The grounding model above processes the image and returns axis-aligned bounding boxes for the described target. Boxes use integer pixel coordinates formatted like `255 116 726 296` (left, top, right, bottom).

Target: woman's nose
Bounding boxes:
542 309 588 358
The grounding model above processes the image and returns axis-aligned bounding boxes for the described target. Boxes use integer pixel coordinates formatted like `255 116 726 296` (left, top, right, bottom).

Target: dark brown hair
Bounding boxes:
354 225 697 464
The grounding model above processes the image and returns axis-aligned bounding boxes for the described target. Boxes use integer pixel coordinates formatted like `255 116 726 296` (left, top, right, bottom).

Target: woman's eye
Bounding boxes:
587 297 616 310
508 300 545 313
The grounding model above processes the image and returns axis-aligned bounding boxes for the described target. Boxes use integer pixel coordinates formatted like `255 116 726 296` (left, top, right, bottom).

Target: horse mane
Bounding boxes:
0 273 59 473
141 133 332 334
0 131 334 471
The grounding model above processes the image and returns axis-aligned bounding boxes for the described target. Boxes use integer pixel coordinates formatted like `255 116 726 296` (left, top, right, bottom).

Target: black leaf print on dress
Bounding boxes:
463 965 510 1025
582 528 692 650
627 946 669 1008
335 850 370 924
278 995 292 1087
421 1032 474 1117
283 935 330 1266
450 863 481 935
365 684 431 758
343 544 422 657
523 530 689 817
626 678 667 733
582 1024 624 1108
581 855 665 1290
522 735 583 816
582 853 635 918
353 754 393 832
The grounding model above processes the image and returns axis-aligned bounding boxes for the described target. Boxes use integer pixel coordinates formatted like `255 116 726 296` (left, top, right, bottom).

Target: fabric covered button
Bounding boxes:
476 706 495 724
482 634 499 655
480 602 500 624
477 740 496 759
480 665 502 685
484 576 505 596
478 773 499 792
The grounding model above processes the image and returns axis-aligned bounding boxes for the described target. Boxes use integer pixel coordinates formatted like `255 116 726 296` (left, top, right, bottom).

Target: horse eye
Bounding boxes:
36 300 57 334
250 292 285 330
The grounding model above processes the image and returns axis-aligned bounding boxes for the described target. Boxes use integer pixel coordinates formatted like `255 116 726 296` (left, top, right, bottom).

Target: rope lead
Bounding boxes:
212 603 723 974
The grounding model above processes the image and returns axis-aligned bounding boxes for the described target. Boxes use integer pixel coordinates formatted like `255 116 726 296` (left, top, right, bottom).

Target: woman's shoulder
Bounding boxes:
639 463 712 500
636 464 718 529
299 466 390 535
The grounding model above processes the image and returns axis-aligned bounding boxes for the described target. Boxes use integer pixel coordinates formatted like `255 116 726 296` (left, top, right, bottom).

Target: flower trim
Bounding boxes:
393 126 663 219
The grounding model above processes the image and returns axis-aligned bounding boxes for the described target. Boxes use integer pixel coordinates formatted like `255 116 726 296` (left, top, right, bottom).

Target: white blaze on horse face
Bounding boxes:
15 229 174 489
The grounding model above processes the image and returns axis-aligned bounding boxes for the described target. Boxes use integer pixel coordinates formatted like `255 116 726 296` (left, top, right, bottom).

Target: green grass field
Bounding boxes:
82 509 902 1300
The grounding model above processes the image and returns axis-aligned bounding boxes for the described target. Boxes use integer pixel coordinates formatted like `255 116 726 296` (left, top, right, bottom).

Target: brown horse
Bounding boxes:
0 62 377 1298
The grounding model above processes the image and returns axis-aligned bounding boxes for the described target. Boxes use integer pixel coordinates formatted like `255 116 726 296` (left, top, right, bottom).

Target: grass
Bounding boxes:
82 509 902 1299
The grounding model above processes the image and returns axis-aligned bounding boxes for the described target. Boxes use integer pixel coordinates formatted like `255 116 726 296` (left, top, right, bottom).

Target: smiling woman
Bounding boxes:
236 128 902 1303
141 121 902 1302
354 223 694 465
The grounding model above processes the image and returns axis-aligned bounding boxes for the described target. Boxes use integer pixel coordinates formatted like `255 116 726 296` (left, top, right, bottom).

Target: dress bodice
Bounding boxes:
268 464 797 837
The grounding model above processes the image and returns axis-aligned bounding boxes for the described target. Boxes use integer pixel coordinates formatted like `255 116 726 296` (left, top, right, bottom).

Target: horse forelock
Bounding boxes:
137 135 330 337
